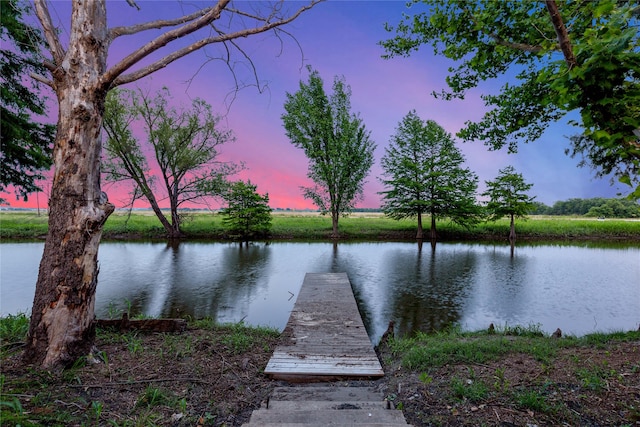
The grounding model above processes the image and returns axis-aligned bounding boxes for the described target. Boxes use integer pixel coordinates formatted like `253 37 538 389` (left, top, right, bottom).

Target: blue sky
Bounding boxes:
4 0 625 209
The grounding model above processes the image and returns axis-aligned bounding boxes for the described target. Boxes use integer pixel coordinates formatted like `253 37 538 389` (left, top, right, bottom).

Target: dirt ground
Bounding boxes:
380 340 640 426
2 326 639 426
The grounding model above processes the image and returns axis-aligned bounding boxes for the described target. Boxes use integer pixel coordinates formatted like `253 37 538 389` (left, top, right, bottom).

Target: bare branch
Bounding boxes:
43 59 57 72
216 27 264 89
108 1 322 87
33 0 65 65
103 0 230 86
225 4 281 22
108 8 214 39
125 0 140 12
184 35 248 113
30 72 54 88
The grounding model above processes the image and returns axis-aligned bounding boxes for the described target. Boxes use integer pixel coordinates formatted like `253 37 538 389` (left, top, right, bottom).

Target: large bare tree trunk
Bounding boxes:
24 1 114 368
416 212 424 239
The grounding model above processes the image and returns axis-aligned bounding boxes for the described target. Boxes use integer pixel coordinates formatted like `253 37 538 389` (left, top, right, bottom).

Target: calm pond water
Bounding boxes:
1 241 638 342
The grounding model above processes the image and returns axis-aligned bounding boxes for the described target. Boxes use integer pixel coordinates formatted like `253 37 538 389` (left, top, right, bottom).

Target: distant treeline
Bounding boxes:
530 197 640 218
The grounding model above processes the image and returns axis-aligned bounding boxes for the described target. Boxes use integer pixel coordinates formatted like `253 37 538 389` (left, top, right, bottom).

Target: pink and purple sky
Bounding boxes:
2 1 625 210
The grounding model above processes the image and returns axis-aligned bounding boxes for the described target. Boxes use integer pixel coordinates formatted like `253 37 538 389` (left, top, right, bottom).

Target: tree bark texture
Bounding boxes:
24 0 114 368
331 212 339 238
416 212 423 239
545 0 578 69
430 213 437 241
509 213 516 244
169 188 183 238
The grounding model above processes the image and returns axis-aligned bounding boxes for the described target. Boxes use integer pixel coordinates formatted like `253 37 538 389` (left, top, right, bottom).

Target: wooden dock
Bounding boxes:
264 272 384 381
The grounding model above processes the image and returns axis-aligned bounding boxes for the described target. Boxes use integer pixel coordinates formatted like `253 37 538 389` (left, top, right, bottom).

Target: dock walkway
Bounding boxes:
243 273 411 427
264 272 384 380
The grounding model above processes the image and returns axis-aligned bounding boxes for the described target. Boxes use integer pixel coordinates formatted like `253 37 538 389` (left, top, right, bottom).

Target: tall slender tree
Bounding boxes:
24 0 321 369
282 67 375 237
103 88 239 238
482 165 536 243
0 0 54 199
380 111 480 240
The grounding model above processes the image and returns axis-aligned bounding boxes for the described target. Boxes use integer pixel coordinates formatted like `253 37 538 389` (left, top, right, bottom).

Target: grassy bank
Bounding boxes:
382 325 640 426
1 314 638 426
1 210 639 241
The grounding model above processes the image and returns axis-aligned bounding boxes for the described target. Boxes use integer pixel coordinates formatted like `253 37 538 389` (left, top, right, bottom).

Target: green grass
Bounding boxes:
0 313 29 357
385 326 639 424
388 325 640 371
514 389 553 413
450 377 488 402
136 386 174 408
3 313 638 426
575 362 621 392
389 325 558 370
1 211 639 241
0 315 279 426
0 212 49 238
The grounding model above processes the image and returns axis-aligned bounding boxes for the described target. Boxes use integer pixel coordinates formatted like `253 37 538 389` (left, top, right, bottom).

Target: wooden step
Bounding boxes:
246 409 408 424
242 424 411 427
266 400 389 411
270 386 385 402
241 386 412 427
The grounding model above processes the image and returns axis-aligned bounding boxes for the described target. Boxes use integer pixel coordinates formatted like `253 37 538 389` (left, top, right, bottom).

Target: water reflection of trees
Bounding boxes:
147 241 183 317
384 243 478 338
482 246 530 323
165 242 272 321
98 242 178 318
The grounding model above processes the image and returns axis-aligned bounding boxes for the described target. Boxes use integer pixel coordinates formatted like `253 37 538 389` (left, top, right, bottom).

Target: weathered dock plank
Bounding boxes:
241 385 413 426
264 272 384 380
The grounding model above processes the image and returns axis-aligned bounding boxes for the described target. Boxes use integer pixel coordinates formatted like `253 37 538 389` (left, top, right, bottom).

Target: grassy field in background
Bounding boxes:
0 210 639 241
